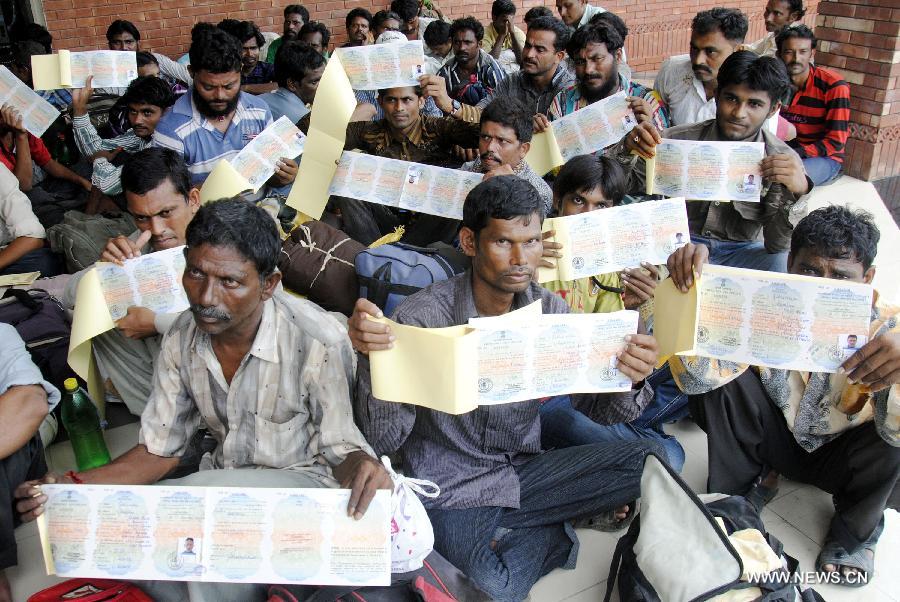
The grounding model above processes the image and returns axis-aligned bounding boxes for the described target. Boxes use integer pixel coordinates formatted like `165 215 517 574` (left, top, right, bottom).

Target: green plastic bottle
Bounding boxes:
60 378 111 471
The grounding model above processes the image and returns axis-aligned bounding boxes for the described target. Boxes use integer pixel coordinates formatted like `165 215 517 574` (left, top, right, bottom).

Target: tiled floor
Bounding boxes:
9 419 899 601
9 175 900 600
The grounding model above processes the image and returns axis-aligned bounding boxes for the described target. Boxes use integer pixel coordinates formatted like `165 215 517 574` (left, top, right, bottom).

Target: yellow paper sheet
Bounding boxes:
36 512 56 575
370 318 479 415
200 159 252 204
0 271 40 286
645 155 656 195
536 216 570 284
525 130 565 177
653 276 700 366
67 268 116 414
31 50 71 90
286 54 357 218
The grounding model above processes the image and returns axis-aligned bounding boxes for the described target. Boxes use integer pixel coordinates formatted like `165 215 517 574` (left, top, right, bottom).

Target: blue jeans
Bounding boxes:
0 247 62 277
802 156 841 186
427 441 663 602
635 364 690 429
692 235 787 273
540 395 685 472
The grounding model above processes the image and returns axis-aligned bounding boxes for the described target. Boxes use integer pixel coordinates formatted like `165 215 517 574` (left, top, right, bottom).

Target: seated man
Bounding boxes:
343 7 373 48
335 85 480 246
0 325 59 602
0 164 58 276
231 20 277 95
0 105 91 227
261 40 324 124
749 0 805 57
350 175 662 601
423 20 453 73
153 29 296 195
437 17 506 107
104 20 191 95
618 51 810 273
17 198 391 602
61 149 199 415
266 4 310 63
461 97 553 214
371 9 403 39
72 75 176 198
666 205 899 587
482 0 526 74
300 21 331 58
392 0 435 41
556 0 606 29
776 25 849 186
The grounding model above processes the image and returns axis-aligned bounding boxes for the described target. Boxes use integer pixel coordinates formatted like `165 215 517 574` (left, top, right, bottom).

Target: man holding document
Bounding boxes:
617 51 811 272
666 206 899 587
349 176 663 601
16 198 390 602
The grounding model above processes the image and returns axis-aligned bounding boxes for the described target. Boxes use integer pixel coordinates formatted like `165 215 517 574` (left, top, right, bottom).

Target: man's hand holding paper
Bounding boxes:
100 230 152 265
349 298 395 354
760 152 810 197
666 241 710 292
841 332 900 393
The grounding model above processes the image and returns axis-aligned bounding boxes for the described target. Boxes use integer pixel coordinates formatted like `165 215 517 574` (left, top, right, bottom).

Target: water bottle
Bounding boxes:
60 378 111 471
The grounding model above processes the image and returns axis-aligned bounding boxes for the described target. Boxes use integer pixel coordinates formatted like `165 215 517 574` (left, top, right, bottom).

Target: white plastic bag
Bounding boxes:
382 455 440 573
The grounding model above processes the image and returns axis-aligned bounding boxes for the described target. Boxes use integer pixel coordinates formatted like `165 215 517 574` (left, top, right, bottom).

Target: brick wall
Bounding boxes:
42 0 818 72
814 0 899 180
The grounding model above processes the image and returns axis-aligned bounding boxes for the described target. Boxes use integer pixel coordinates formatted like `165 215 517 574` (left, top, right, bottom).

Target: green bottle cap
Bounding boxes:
64 378 78 392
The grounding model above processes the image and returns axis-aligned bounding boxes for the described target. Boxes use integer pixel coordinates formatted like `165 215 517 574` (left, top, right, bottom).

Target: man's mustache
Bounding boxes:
191 305 231 321
481 151 501 163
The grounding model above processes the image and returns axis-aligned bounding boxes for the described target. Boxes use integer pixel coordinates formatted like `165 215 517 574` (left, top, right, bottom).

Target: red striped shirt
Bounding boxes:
780 64 850 163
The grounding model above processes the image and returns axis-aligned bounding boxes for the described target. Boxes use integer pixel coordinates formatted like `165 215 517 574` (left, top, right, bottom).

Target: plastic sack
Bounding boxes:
382 455 440 573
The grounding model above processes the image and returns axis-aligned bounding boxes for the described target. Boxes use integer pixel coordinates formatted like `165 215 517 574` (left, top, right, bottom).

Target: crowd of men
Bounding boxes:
0 1 897 601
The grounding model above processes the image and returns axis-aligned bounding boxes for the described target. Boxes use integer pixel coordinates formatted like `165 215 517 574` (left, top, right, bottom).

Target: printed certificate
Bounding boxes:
231 116 306 192
335 40 426 90
95 246 188 321
647 139 765 202
538 197 689 283
32 50 138 89
656 264 873 372
0 66 60 137
37 484 391 586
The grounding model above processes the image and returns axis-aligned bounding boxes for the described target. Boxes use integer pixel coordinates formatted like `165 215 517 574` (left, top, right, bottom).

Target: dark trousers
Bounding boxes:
1 434 47 569
427 440 663 601
0 247 63 277
333 197 460 247
690 370 900 554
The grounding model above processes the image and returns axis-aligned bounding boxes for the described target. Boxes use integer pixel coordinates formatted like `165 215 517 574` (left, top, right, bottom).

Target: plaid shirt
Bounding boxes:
140 291 374 482
242 61 275 85
549 74 670 131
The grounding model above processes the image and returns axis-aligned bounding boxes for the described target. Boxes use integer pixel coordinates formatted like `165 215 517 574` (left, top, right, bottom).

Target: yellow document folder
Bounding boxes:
31 50 73 90
200 160 252 204
653 275 700 366
525 130 566 177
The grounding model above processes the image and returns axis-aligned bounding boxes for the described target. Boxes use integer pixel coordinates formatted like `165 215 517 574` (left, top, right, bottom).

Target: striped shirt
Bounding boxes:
354 271 653 509
438 49 506 107
139 291 374 481
72 114 150 195
780 64 850 163
548 75 671 132
152 91 272 186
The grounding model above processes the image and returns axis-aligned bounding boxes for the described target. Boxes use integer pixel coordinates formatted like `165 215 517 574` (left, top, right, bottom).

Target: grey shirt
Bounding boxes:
475 63 576 116
354 271 653 510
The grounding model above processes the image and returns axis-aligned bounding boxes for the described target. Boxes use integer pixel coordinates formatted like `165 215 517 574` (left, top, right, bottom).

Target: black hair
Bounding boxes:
346 7 373 28
284 4 310 22
716 51 791 106
524 6 554 25
481 97 534 143
106 20 141 42
10 22 52 53
566 21 623 57
121 148 192 199
463 176 544 236
120 75 176 110
10 41 46 69
492 0 517 19
189 28 242 74
589 11 628 42
230 20 265 48
775 24 817 53
190 22 218 42
787 0 807 18
300 21 331 48
390 0 420 23
526 16 571 52
273 40 326 87
377 86 424 98
186 198 281 279
135 51 159 69
691 8 748 43
790 206 880 271
216 19 243 39
372 10 402 31
450 17 485 42
185 538 194 542
553 154 626 206
424 20 451 47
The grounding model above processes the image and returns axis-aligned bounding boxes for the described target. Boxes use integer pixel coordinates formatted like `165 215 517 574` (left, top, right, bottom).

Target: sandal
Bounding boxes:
574 500 638 532
814 519 883 587
744 467 779 512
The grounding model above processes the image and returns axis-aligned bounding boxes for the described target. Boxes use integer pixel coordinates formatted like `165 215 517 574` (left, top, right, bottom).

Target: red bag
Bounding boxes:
27 579 152 602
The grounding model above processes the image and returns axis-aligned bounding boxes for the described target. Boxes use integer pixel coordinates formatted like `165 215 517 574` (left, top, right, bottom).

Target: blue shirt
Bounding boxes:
152 91 273 186
0 323 60 411
261 87 310 124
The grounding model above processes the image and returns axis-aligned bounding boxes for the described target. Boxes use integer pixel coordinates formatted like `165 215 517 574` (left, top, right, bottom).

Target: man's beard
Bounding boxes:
580 71 619 103
193 88 239 119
